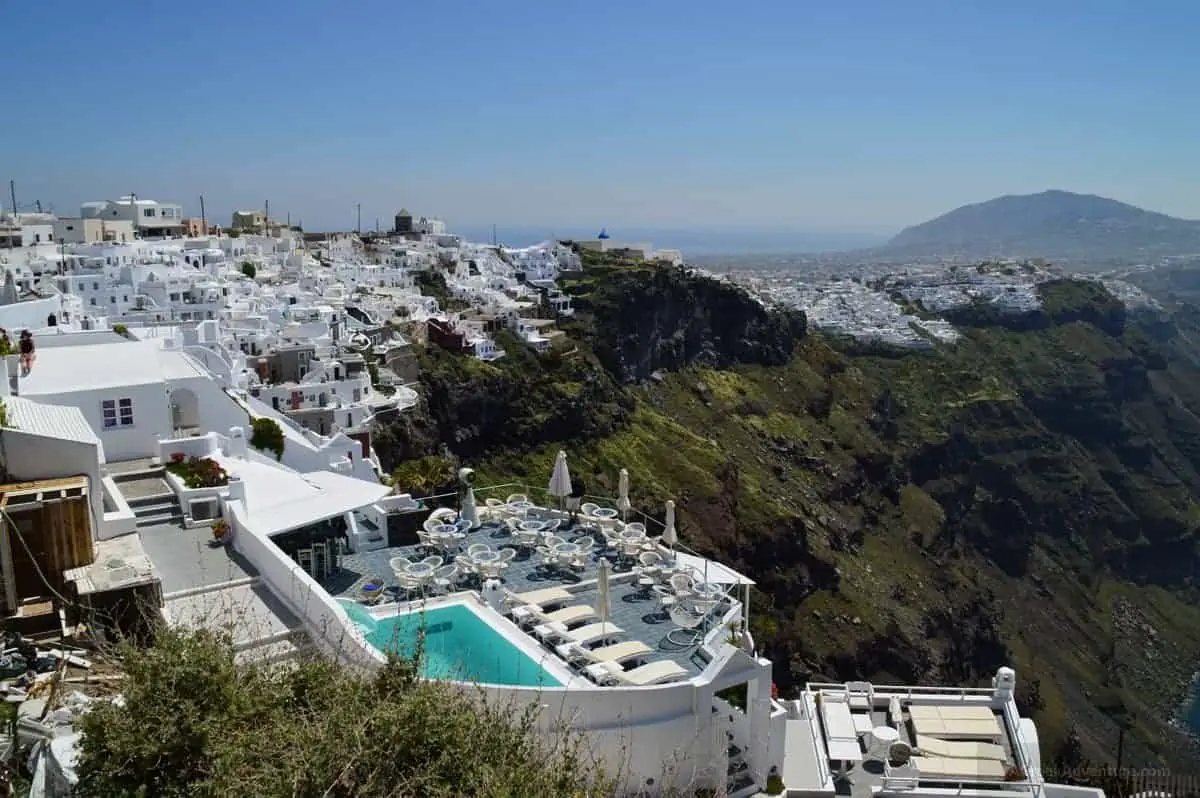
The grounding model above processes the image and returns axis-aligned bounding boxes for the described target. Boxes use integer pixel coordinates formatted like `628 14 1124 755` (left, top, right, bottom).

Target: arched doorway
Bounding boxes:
169 387 200 433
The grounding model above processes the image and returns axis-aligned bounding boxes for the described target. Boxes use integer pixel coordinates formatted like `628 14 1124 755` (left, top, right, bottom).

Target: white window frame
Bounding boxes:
101 398 134 429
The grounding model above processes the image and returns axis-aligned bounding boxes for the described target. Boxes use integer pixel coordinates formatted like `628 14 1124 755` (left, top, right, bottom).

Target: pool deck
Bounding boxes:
319 518 736 679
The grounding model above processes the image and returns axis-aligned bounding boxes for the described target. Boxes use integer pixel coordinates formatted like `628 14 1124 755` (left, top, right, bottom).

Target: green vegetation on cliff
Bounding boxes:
376 256 1200 770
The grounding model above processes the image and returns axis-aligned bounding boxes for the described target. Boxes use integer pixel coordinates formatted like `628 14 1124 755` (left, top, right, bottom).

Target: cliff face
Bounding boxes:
373 262 1200 771
561 262 807 383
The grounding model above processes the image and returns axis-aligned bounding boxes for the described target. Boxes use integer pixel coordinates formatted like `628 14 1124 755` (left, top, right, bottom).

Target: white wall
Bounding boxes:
0 296 63 330
2 431 103 539
31 383 170 462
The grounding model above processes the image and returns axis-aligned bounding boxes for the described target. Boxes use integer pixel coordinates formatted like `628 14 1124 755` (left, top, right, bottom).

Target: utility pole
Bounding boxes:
264 199 270 236
34 200 41 213
286 212 291 228
199 195 207 235
130 192 138 238
5 180 14 251
375 218 380 234
356 203 361 235
492 224 497 247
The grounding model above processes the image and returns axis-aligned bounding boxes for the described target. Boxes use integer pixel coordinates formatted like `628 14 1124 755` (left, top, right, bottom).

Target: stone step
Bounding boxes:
126 492 176 509
134 507 184 527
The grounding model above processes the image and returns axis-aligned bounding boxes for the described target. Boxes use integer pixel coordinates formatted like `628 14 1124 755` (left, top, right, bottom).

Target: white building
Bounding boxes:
80 196 185 238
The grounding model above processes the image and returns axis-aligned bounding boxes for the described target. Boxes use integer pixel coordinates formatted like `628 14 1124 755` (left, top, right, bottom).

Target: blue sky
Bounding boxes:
4 0 1200 246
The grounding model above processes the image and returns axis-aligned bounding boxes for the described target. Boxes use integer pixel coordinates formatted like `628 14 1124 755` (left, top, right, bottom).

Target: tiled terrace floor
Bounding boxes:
320 518 737 677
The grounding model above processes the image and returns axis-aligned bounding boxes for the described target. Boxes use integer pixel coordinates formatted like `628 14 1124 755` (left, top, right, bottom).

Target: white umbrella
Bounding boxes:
662 500 677 549
597 557 611 624
460 485 479 529
616 468 631 520
548 450 572 508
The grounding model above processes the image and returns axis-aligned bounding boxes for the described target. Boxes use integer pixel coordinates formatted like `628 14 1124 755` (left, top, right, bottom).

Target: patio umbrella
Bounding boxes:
616 468 631 521
662 500 677 550
460 484 480 529
547 450 572 508
597 557 611 624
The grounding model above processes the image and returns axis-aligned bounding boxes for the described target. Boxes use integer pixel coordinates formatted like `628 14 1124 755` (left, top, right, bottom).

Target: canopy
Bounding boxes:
673 551 755 586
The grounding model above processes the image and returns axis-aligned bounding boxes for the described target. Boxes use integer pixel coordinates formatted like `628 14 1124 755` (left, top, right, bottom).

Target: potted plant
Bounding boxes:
211 520 230 543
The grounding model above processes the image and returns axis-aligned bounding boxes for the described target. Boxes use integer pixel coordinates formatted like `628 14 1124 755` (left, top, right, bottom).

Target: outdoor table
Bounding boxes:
434 524 458 536
405 562 436 580
519 519 546 533
869 726 900 760
591 507 618 521
551 542 582 556
508 501 535 515
472 549 500 565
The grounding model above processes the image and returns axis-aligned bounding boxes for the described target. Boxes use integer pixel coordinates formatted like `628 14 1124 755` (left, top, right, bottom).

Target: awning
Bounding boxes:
673 551 755 586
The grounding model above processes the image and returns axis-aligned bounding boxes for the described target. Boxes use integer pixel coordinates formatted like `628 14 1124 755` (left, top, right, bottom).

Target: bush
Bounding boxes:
112 323 129 337
250 417 285 461
240 261 256 279
74 629 610 797
165 456 229 488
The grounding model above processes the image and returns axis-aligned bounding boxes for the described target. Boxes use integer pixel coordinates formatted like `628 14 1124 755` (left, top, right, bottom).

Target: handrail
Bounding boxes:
800 692 834 788
808 681 995 696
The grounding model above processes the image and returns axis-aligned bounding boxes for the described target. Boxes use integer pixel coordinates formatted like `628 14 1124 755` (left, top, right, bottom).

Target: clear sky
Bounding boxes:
4 0 1200 243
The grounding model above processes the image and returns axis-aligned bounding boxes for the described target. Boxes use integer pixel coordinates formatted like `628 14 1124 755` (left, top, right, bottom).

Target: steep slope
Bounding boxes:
880 190 1200 263
375 258 1200 772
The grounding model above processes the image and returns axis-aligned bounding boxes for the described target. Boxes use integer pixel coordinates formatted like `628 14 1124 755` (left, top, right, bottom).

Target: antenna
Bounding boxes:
356 203 361 235
492 224 497 247
199 195 207 236
264 199 269 236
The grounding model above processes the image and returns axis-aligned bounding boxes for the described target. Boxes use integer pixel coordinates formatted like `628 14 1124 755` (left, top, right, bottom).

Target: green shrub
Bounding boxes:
74 629 610 798
240 261 257 279
250 417 285 461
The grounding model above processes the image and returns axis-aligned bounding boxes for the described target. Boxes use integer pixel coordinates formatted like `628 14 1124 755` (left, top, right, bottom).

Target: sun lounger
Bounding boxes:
515 604 596 628
507 587 572 607
910 755 1008 780
535 620 623 645
915 734 1006 761
907 704 1003 742
819 691 863 763
596 659 688 686
558 639 652 666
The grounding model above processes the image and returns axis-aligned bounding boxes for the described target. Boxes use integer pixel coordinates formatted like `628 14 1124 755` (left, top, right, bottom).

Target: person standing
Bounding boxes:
18 331 34 376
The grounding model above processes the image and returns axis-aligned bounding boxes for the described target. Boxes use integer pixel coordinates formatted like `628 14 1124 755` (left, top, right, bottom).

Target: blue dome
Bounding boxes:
597 228 610 239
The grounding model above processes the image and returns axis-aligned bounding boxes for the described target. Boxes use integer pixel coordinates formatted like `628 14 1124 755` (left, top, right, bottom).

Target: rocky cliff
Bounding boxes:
374 259 1200 771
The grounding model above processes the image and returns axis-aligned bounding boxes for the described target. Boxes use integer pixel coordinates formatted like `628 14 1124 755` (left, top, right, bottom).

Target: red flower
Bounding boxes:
771 682 779 700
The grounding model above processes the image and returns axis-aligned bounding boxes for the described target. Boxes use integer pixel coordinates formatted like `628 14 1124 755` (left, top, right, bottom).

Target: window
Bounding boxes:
143 208 156 218
109 297 115 304
92 282 99 290
101 398 134 429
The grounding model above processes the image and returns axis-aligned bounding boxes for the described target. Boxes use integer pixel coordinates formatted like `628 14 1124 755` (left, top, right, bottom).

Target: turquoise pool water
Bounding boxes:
337 598 377 631
348 602 562 688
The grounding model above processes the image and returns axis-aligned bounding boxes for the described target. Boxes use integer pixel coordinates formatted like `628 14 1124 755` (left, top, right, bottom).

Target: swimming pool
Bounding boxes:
343 601 563 688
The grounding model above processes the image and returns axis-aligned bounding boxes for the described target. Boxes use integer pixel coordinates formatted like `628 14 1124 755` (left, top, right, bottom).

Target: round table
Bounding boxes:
405 562 435 579
472 550 500 565
519 519 546 533
434 524 458 536
869 726 900 759
591 507 618 521
508 501 534 514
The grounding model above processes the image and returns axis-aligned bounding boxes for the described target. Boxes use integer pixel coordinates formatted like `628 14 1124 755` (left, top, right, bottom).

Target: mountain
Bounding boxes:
877 190 1200 264
374 252 1200 774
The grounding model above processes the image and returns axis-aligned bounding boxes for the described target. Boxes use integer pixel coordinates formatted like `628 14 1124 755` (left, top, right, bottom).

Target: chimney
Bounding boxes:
227 426 248 459
226 475 246 507
992 666 1016 703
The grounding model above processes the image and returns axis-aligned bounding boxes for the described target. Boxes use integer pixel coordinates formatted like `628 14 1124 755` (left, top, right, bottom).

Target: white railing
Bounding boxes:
808 681 995 697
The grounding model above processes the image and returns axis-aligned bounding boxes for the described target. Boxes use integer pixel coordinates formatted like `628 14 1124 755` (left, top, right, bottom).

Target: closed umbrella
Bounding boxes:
597 557 611 624
662 500 677 549
548 450 572 508
460 484 479 529
616 468 631 521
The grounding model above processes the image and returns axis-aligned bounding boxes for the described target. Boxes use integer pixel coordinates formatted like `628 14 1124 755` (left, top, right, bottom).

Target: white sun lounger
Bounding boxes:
915 734 1006 761
507 586 572 607
910 755 1008 780
536 621 622 646
516 604 595 628
908 704 1003 742
558 639 651 666
596 659 688 686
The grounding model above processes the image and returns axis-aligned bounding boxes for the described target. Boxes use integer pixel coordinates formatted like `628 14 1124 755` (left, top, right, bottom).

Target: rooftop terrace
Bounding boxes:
285 492 750 683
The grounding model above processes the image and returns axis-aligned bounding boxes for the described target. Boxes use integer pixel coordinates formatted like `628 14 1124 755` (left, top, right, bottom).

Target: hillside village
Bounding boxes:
0 196 1134 797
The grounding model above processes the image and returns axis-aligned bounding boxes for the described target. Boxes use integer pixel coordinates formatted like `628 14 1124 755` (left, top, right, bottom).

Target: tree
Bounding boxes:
250 417 285 461
241 261 257 279
74 629 609 797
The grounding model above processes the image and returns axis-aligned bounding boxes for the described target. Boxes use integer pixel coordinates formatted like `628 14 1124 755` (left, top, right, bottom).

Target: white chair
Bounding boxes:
484 497 506 520
845 680 874 712
389 555 413 573
296 547 314 575
395 571 424 597
558 639 651 667
667 600 708 647
421 555 444 569
429 507 458 523
432 564 458 594
497 547 517 564
506 493 528 505
468 543 490 556
580 502 599 517
624 522 647 536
